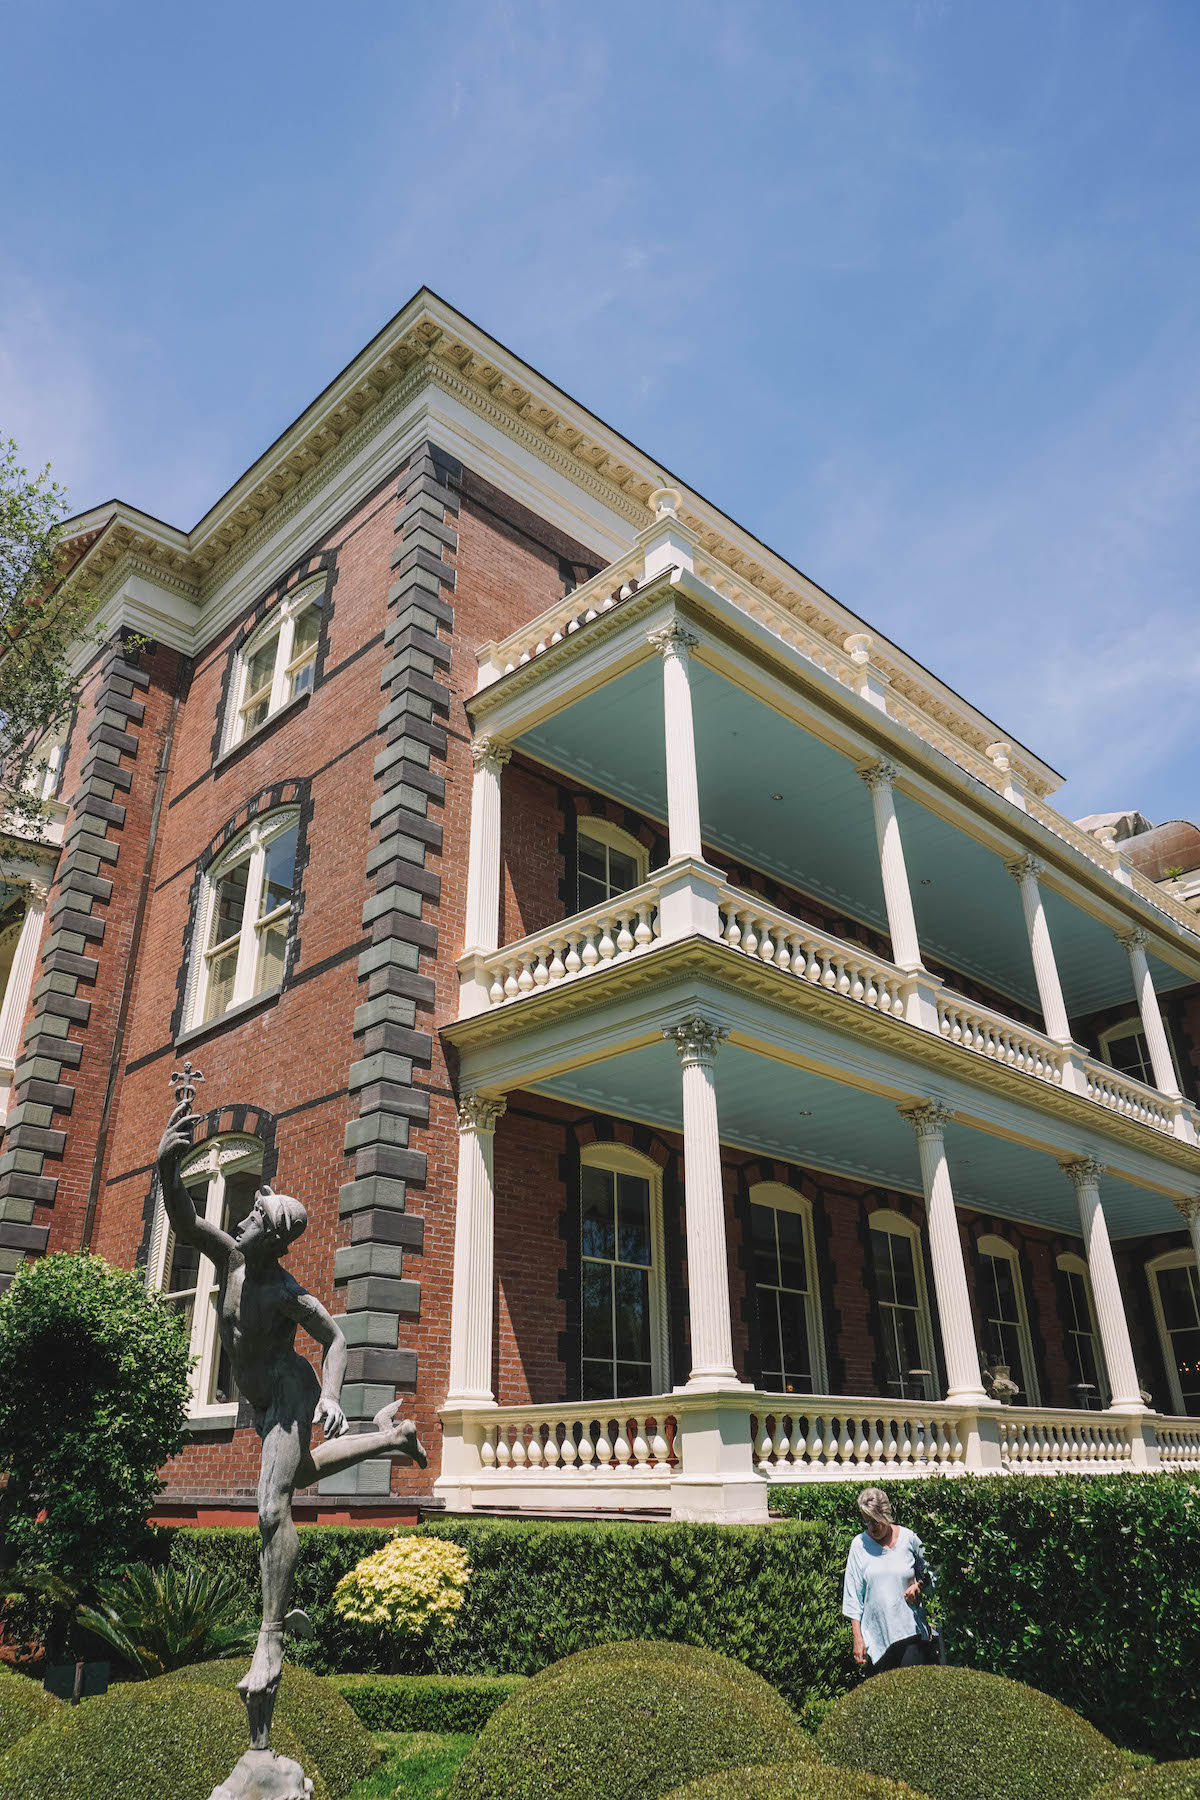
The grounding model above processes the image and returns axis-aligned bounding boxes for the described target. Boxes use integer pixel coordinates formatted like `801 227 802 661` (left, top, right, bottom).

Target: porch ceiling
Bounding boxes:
516 660 1190 1016
528 1038 1187 1242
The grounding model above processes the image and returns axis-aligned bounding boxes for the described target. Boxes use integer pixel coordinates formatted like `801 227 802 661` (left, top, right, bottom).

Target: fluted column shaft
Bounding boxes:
0 883 49 1065
900 1102 988 1402
446 1095 506 1405
1118 929 1179 1097
650 622 703 861
462 739 510 955
666 1016 738 1387
1062 1158 1143 1410
859 762 923 971
1007 856 1072 1045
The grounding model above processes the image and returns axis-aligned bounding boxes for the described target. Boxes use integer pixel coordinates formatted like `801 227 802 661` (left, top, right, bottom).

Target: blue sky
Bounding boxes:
4 2 1199 823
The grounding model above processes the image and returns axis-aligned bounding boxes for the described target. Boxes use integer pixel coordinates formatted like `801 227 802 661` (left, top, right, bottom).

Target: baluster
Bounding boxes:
597 915 617 963
532 949 550 987
564 935 582 975
526 1430 544 1470
480 1431 497 1471
841 1419 855 1464
755 1421 772 1472
547 941 566 984
581 923 600 968
577 1420 595 1472
759 920 775 964
898 1419 913 1465
821 950 837 988
775 1418 791 1466
595 1424 613 1467
510 1432 528 1471
884 1419 899 1464
631 1424 651 1472
742 912 759 959
865 971 879 1008
871 1419 884 1465
516 958 535 994
805 942 822 985
724 908 741 948
544 1427 562 1471
792 1415 808 1467
856 1418 870 1463
616 912 634 955
614 1421 632 1472
503 961 521 1000
836 957 851 995
650 1424 670 1469
634 905 654 947
495 1431 512 1471
488 968 506 1006
809 1417 824 1465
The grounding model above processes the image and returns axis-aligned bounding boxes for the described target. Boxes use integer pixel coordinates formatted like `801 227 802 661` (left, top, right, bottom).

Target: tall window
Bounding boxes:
579 1143 666 1399
229 582 323 748
869 1210 937 1402
1099 1016 1180 1089
576 818 647 911
189 810 299 1028
1057 1252 1107 1408
1147 1251 1200 1417
749 1182 826 1394
148 1135 262 1422
976 1235 1040 1403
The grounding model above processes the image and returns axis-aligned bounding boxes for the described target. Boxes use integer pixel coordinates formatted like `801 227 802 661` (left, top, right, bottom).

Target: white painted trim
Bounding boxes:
747 1180 828 1393
579 1140 669 1396
867 1208 939 1402
187 808 299 1030
976 1233 1041 1405
576 816 650 896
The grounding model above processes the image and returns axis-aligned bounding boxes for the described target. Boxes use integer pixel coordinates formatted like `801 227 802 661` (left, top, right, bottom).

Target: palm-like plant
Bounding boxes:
76 1564 257 1677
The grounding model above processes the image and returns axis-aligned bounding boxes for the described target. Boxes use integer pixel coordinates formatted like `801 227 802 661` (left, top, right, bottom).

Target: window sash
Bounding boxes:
158 1151 260 1418
579 1160 664 1397
870 1221 937 1401
192 817 297 1027
232 596 320 747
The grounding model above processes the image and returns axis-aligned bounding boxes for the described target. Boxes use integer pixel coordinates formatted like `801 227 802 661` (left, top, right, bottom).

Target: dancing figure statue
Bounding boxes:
157 1073 425 1798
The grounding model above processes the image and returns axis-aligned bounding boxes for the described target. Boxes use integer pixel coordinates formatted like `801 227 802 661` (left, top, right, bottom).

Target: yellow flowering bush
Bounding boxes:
332 1535 470 1652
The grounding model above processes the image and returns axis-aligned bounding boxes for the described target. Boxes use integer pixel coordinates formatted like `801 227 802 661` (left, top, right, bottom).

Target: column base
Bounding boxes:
675 1374 755 1394
669 1477 769 1523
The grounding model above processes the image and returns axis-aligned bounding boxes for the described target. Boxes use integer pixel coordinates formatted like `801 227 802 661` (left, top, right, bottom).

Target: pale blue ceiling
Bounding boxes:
517 660 1192 1017
530 1039 1188 1241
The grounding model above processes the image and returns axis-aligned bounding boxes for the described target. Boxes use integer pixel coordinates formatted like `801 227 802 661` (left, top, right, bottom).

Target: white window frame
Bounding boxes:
147 1133 263 1426
186 808 300 1030
227 580 324 750
976 1233 1041 1404
748 1181 827 1394
1098 1015 1182 1090
579 1140 668 1397
1146 1248 1200 1417
868 1208 938 1403
576 817 649 906
1057 1251 1108 1408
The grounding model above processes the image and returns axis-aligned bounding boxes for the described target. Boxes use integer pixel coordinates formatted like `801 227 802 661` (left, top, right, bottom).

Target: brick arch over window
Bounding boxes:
208 550 339 766
557 790 666 918
135 1100 280 1270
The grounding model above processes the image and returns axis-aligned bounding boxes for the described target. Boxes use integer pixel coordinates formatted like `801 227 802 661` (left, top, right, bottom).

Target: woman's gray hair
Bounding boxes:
857 1486 894 1525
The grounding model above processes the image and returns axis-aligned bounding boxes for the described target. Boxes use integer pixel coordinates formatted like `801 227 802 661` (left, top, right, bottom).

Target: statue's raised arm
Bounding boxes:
156 1099 235 1267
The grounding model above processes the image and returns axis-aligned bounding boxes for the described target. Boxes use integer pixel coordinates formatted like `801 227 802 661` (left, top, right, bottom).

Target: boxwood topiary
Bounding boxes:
450 1640 817 1800
0 1677 327 1800
1090 1766 1200 1799
663 1767 932 1799
529 1639 794 1715
817 1665 1124 1800
0 1668 62 1755
169 1656 378 1797
336 1671 528 1732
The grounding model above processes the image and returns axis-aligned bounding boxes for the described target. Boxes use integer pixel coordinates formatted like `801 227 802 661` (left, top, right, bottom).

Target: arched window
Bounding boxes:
976 1234 1040 1404
748 1182 826 1394
148 1134 263 1423
1056 1252 1107 1409
227 580 323 749
1147 1250 1200 1417
579 1142 667 1398
868 1209 937 1402
576 817 648 911
186 809 299 1028
1098 1016 1181 1090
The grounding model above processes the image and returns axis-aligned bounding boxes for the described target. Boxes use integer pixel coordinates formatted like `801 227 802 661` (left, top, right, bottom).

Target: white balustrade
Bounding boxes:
1156 1419 1200 1468
937 998 1064 1086
998 1409 1135 1471
479 1405 678 1479
752 1402 967 1479
479 877 662 1007
1082 1063 1174 1133
489 551 645 677
717 886 906 1015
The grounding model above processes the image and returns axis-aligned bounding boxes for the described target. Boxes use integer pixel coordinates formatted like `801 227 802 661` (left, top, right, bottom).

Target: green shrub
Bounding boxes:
333 1535 471 1669
169 1658 378 1798
664 1767 931 1799
817 1664 1124 1800
1091 1767 1200 1800
772 1473 1200 1757
76 1563 256 1676
0 1668 62 1755
0 1677 326 1800
337 1672 528 1732
529 1638 791 1713
449 1639 816 1800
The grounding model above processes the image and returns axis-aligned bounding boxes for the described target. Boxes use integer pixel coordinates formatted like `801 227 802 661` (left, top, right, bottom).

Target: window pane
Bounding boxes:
889 1232 919 1309
613 1265 650 1363
245 639 277 698
260 824 298 917
1172 1328 1200 1411
209 859 249 948
167 1293 195 1342
290 606 320 660
757 1287 783 1388
255 921 288 992
777 1290 812 1391
289 660 315 699
751 1204 779 1285
988 1255 1019 1321
582 1262 614 1362
578 843 607 886
166 1232 200 1296
616 1176 651 1266
1107 1029 1154 1083
222 1171 259 1234
242 694 271 734
204 946 239 1022
615 1360 652 1397
1064 1269 1088 1333
607 847 638 893
1159 1265 1200 1333
582 1360 613 1401
581 1167 615 1261
776 1208 808 1293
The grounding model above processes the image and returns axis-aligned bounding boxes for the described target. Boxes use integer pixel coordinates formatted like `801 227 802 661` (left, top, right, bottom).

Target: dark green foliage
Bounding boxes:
816 1664 1124 1800
449 1640 816 1800
529 1637 792 1714
171 1658 378 1798
0 1677 326 1800
76 1562 256 1676
1091 1767 1200 1800
772 1473 1200 1756
170 1518 849 1707
337 1673 528 1732
0 1254 190 1647
663 1767 931 1799
0 1668 62 1755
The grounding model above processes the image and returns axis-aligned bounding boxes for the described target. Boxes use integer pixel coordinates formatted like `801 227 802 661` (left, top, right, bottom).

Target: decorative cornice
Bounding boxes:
647 620 700 659
663 1014 728 1065
1060 1155 1106 1190
857 759 898 794
1005 853 1043 884
471 736 512 776
457 1093 507 1134
898 1099 954 1140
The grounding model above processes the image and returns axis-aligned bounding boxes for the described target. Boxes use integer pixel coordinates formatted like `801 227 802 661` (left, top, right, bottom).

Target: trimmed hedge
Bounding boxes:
772 1473 1200 1757
1091 1769 1200 1800
664 1769 931 1799
817 1664 1124 1800
336 1672 528 1732
449 1639 817 1800
0 1668 62 1755
0 1678 325 1800
169 1657 378 1797
169 1519 849 1708
529 1638 792 1713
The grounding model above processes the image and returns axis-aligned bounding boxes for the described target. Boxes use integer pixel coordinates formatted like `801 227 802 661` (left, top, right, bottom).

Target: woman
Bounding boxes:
842 1487 935 1675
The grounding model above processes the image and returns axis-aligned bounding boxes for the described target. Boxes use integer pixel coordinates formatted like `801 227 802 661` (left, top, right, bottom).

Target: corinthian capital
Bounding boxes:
1116 927 1149 955
1174 1195 1200 1225
1004 853 1043 883
23 877 51 906
471 736 512 776
663 1015 728 1066
1060 1155 1105 1191
857 759 898 794
647 619 699 660
457 1093 507 1135
898 1099 954 1140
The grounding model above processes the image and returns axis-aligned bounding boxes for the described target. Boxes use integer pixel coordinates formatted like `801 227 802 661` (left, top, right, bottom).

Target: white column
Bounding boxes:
1175 1196 1200 1279
1117 928 1180 1097
462 737 510 954
1061 1157 1144 1410
1006 855 1073 1045
649 621 703 862
858 761 923 971
664 1015 740 1388
899 1101 989 1403
0 880 49 1066
445 1094 506 1406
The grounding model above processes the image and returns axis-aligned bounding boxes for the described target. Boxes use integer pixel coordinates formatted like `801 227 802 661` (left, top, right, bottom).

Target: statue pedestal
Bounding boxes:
209 1748 313 1800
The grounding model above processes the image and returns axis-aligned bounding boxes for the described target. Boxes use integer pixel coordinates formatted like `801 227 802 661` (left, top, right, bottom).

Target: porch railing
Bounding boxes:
473 874 663 1007
936 996 1064 1086
1081 1063 1175 1133
1156 1417 1200 1468
997 1409 1137 1470
716 886 907 1016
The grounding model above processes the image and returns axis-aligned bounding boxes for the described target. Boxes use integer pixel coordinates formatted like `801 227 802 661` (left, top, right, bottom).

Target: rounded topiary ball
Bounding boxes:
0 1669 62 1756
1091 1766 1200 1799
450 1639 816 1800
168 1657 378 1797
817 1665 1124 1800
663 1764 932 1799
530 1640 792 1714
0 1677 328 1800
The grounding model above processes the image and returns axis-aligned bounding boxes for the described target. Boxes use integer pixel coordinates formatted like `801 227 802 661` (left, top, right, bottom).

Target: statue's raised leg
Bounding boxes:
309 1398 427 1477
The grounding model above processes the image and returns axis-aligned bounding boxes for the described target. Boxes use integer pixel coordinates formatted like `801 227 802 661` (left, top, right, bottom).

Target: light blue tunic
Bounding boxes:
842 1525 930 1665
